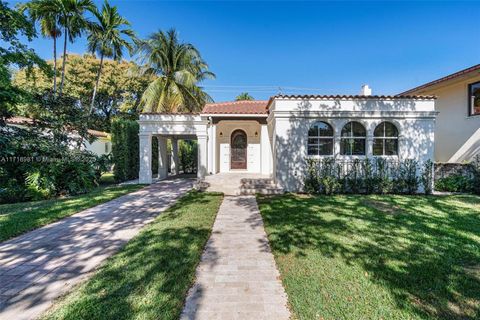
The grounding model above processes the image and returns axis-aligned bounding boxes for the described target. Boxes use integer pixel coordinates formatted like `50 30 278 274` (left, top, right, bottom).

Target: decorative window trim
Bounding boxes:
468 81 480 117
307 121 334 156
373 122 399 156
340 121 366 156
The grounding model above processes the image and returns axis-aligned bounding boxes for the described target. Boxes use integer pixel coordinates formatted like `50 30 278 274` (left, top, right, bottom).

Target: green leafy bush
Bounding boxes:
435 175 473 193
0 126 106 204
303 157 423 195
421 160 434 195
179 140 197 174
471 155 480 195
111 119 139 182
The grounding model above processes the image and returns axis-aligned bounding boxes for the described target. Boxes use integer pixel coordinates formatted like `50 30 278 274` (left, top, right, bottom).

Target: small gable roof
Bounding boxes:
202 100 269 115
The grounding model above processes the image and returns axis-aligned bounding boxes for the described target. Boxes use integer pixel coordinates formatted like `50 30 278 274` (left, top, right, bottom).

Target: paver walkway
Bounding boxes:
181 196 290 320
0 178 193 320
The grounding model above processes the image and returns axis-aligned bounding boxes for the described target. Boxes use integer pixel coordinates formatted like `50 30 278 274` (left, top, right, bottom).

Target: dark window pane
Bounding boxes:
373 139 384 155
340 138 353 155
319 138 333 155
307 145 318 156
341 122 352 137
308 138 319 145
384 122 398 137
351 122 366 137
317 122 333 136
374 123 384 137
385 139 398 155
352 138 366 155
471 82 480 115
308 125 318 136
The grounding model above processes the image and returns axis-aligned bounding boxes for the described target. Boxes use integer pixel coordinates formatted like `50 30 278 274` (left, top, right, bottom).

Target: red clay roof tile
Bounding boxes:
202 100 269 115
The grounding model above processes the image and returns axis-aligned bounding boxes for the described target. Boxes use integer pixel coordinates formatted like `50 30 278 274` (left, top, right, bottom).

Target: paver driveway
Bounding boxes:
181 196 291 320
0 178 193 320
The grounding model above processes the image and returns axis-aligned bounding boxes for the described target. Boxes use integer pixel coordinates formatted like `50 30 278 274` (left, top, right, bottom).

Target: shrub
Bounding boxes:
179 140 197 174
363 158 375 194
304 158 320 193
318 158 341 195
0 126 105 204
435 175 473 193
421 159 434 195
111 119 139 182
346 159 363 193
471 155 480 195
395 159 419 194
374 158 394 194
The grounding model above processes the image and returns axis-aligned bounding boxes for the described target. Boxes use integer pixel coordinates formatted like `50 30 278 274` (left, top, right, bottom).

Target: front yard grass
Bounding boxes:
257 194 480 320
42 191 223 320
0 184 144 242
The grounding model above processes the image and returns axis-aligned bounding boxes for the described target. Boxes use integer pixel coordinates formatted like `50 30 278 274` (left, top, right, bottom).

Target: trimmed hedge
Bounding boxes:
111 119 139 182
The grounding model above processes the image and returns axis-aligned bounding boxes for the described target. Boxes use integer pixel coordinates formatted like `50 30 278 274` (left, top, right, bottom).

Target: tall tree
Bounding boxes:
136 29 215 113
57 0 95 95
235 92 254 101
0 0 47 124
87 0 135 114
22 0 62 94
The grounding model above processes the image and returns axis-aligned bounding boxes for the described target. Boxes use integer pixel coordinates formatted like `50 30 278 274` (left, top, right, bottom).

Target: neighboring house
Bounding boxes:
6 116 111 156
138 91 436 191
400 64 480 163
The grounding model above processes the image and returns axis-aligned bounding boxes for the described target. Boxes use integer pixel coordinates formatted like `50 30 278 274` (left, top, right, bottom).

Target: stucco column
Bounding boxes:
366 133 374 157
171 137 179 175
261 124 272 175
157 136 168 180
334 133 342 157
207 124 216 174
197 134 208 179
139 133 152 184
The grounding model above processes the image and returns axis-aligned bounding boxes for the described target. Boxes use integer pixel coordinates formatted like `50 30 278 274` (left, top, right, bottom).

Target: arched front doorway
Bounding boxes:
231 129 247 169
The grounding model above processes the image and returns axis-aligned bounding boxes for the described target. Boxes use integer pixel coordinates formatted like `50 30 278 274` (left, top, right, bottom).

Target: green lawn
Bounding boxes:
42 191 223 320
257 194 480 320
0 184 144 242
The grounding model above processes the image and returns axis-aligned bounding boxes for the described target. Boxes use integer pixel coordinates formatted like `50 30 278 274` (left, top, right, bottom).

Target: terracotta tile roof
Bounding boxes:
399 64 480 95
272 94 435 100
202 100 269 115
6 116 109 138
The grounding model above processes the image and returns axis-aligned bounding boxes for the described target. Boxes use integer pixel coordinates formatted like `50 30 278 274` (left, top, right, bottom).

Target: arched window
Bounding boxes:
307 121 334 156
373 122 399 156
340 121 366 155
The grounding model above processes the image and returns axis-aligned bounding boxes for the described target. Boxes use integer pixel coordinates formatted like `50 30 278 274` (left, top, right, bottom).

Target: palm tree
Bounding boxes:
22 0 62 94
235 92 254 101
57 0 95 95
136 29 215 113
87 0 135 114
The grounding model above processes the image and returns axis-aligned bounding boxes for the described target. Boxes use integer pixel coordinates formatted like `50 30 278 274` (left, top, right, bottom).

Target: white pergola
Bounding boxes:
137 114 208 184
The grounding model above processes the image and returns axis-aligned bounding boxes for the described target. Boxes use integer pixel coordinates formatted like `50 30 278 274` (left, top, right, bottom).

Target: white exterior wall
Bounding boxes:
84 138 111 156
408 75 480 162
269 98 437 191
215 120 271 174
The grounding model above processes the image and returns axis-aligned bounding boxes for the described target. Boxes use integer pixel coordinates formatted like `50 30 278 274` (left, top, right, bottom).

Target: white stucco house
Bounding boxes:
6 116 112 156
400 64 480 163
138 91 437 191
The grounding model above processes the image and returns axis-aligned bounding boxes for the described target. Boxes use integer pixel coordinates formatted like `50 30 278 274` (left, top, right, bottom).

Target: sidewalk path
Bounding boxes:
181 196 290 320
0 178 193 320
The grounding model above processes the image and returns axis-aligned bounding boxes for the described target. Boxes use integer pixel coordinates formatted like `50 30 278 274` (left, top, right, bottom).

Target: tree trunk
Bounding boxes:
53 35 57 95
59 26 68 96
89 53 104 115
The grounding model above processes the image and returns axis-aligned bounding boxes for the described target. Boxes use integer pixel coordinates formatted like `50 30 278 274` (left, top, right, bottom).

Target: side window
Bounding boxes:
373 122 399 156
340 121 366 155
307 121 334 156
469 81 480 116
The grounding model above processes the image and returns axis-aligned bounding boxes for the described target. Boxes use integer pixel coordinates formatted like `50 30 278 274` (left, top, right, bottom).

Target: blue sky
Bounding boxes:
14 0 480 102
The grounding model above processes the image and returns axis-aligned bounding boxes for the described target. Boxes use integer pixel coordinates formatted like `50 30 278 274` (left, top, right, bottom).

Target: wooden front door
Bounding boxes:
231 130 247 170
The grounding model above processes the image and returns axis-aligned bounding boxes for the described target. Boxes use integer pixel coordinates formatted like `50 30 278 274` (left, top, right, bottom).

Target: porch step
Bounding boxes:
239 178 284 195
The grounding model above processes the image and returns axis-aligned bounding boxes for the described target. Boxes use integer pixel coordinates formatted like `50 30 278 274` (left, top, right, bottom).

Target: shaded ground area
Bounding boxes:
0 178 194 320
181 196 290 320
42 191 223 320
257 194 480 320
0 184 143 242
